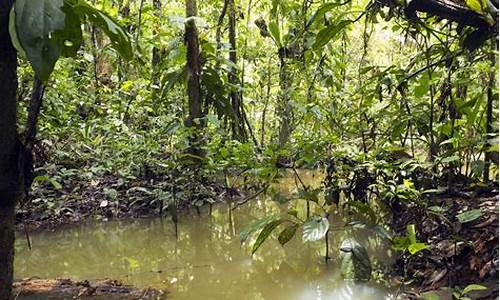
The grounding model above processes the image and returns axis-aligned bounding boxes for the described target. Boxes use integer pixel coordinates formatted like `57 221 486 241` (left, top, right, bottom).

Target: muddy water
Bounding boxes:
15 170 396 300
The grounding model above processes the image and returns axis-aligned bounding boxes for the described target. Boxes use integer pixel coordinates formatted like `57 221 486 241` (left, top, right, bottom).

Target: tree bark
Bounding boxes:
0 0 19 299
278 55 293 148
151 0 162 110
185 0 203 128
228 0 246 141
483 43 497 182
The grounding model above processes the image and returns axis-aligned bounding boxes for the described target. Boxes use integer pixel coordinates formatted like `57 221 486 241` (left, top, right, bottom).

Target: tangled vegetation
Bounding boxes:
0 0 498 298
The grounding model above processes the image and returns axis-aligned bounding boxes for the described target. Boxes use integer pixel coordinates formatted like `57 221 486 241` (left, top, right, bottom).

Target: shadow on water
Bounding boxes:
15 170 396 300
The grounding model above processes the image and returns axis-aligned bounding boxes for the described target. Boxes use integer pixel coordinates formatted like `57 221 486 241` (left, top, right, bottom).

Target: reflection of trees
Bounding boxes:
15 171 392 300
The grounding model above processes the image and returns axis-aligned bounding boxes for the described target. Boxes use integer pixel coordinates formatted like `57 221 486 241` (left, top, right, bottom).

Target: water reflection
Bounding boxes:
15 170 395 300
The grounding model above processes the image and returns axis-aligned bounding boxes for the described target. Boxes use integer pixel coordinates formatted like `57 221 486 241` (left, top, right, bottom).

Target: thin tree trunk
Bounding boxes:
24 78 45 146
135 0 145 46
228 0 246 141
0 1 18 298
261 58 272 148
185 0 203 127
185 0 204 160
151 0 162 111
278 54 292 148
483 43 497 182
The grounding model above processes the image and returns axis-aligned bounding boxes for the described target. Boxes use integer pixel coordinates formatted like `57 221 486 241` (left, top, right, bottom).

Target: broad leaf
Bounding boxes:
313 20 351 50
278 224 299 246
344 201 377 223
457 209 483 223
420 292 441 300
11 0 66 81
406 224 417 244
408 242 428 255
72 0 133 60
441 155 460 163
308 2 345 27
340 239 372 281
58 3 83 57
252 219 284 254
462 284 487 294
303 215 329 242
348 221 392 242
239 214 279 244
268 20 281 46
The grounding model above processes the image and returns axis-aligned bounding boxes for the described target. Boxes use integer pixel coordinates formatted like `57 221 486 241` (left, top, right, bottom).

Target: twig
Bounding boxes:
232 185 268 210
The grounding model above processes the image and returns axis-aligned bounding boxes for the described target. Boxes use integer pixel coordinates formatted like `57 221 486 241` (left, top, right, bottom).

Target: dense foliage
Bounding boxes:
0 0 498 298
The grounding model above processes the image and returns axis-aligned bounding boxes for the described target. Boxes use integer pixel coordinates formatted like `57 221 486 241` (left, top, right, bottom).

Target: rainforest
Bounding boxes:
0 0 498 299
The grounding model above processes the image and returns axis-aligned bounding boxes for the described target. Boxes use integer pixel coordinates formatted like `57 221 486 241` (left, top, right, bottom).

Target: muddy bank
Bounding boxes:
391 188 499 298
16 170 244 232
13 278 165 299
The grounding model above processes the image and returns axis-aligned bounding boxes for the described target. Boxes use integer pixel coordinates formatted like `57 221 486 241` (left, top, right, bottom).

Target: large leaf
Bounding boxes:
408 242 428 255
278 223 299 246
313 20 351 50
348 221 393 242
268 20 281 46
72 0 133 60
344 201 377 223
462 284 487 294
303 215 329 242
307 2 345 27
239 214 279 244
11 0 66 81
58 2 83 57
252 219 284 254
457 209 483 223
340 239 372 281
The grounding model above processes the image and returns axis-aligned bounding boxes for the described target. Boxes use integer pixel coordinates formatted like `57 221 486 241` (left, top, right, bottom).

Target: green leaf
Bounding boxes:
408 242 428 255
252 219 284 254
58 2 83 57
34 175 63 190
441 155 460 164
308 2 344 26
72 0 133 60
456 209 483 223
268 20 281 46
344 201 377 223
348 221 392 242
420 291 442 300
8 8 26 58
12 0 66 81
465 0 484 14
278 224 299 246
340 239 372 281
462 284 487 294
303 215 329 242
313 20 351 50
161 67 187 98
239 214 279 244
407 224 417 244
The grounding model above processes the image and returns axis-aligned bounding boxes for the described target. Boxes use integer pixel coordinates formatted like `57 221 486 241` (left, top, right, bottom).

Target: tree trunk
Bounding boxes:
483 43 497 182
278 54 293 148
185 0 203 128
0 1 19 299
151 0 162 111
228 0 246 141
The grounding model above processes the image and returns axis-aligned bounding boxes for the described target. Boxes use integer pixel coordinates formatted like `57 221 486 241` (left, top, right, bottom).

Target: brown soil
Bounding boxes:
13 278 166 299
391 188 499 299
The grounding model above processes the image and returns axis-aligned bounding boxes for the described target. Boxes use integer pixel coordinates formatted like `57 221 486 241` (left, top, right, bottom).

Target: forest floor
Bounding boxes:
12 278 165 299
393 188 499 299
16 169 240 231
